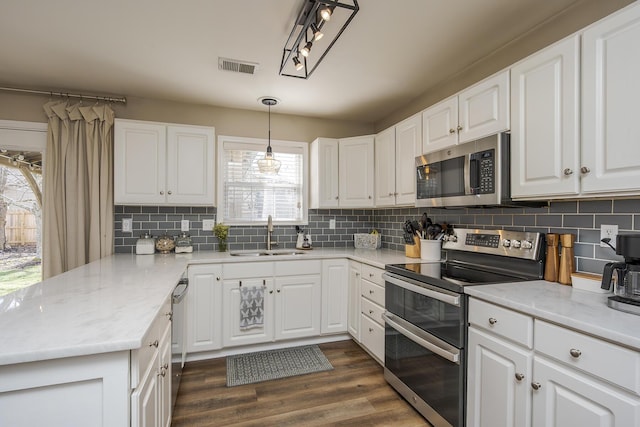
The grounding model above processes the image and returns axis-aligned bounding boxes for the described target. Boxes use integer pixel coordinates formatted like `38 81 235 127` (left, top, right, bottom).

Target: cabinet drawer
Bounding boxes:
468 298 533 348
361 297 384 326
535 320 640 395
274 260 321 276
131 298 171 388
361 279 384 307
224 262 273 279
361 315 385 363
361 264 385 286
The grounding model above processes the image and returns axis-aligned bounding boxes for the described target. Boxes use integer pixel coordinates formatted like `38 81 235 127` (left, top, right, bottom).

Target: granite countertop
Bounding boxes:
465 280 640 351
0 248 419 366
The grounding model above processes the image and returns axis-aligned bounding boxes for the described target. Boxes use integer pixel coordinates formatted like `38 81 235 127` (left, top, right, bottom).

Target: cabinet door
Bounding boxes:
347 262 361 341
582 3 640 194
459 70 510 143
339 136 375 207
321 259 349 334
166 125 215 205
114 119 167 205
360 314 384 363
310 138 340 208
158 324 172 427
222 278 274 347
467 327 532 427
274 275 322 340
532 356 640 427
131 350 160 427
510 36 580 199
186 265 223 353
422 96 458 154
395 113 422 205
374 127 396 207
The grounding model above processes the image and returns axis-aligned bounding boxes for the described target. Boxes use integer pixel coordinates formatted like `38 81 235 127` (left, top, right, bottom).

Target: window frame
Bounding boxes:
216 135 309 226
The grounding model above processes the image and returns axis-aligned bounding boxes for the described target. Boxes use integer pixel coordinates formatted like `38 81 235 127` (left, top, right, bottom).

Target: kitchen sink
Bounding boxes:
229 249 307 257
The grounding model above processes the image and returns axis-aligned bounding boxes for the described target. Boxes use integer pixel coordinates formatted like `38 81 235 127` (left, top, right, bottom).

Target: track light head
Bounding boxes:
293 56 303 70
319 5 334 21
311 23 324 41
301 41 312 57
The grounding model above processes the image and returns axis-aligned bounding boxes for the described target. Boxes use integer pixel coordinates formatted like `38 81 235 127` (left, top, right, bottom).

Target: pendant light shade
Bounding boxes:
257 97 281 174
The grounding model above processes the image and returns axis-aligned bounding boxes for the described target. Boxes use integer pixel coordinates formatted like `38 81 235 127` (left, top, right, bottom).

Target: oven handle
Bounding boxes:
383 312 460 364
382 272 460 307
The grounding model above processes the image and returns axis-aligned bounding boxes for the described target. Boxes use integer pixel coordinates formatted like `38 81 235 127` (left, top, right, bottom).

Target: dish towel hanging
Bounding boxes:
240 286 264 330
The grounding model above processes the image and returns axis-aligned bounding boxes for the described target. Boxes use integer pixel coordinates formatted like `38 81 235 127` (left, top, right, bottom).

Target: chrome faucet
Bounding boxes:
267 215 277 250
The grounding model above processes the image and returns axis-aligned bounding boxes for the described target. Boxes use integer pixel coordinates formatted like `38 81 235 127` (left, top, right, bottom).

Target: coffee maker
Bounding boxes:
601 234 640 315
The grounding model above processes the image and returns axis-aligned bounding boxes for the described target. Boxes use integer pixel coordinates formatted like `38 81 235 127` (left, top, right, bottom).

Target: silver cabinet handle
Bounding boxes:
149 340 159 348
564 168 573 176
168 190 172 195
449 128 456 134
216 277 220 281
160 191 164 195
269 290 273 294
369 328 374 332
369 273 374 278
335 196 339 200
277 289 281 293
369 290 374 294
580 166 590 174
369 310 374 314
488 317 498 325
368 195 372 199
457 125 463 132
531 382 541 390
570 348 582 358
515 373 525 381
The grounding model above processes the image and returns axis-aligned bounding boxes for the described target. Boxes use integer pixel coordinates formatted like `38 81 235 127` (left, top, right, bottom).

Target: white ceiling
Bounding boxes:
0 0 581 123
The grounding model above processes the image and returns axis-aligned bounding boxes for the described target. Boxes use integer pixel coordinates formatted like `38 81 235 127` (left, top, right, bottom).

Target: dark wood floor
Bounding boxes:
171 339 430 426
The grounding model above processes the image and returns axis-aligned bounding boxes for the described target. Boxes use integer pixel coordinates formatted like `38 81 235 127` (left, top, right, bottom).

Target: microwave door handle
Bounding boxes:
464 153 472 195
469 156 480 193
382 312 460 364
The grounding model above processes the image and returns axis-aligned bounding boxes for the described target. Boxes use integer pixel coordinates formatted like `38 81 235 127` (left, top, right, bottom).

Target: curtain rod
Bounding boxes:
0 86 127 104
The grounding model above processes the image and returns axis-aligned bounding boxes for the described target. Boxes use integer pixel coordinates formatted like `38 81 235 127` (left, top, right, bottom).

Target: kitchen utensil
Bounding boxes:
558 233 575 285
403 220 416 244
544 233 560 282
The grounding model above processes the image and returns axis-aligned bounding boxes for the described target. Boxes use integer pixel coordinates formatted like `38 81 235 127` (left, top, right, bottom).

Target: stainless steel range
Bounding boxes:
383 228 545 427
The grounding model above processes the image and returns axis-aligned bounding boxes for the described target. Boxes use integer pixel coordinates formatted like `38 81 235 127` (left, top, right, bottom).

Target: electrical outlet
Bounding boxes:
202 219 215 231
181 219 189 232
600 224 618 248
122 218 132 233
329 219 336 229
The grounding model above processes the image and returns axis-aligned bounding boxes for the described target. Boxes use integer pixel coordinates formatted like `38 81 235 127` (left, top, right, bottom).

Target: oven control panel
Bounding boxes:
443 228 543 261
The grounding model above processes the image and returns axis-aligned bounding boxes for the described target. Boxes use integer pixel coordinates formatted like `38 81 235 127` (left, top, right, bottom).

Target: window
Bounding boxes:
217 136 308 225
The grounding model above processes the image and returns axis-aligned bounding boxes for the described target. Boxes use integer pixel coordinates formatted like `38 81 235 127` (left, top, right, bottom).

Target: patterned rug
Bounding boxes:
226 344 333 387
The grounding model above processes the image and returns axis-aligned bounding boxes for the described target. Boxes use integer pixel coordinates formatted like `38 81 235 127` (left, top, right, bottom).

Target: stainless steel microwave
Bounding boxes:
415 132 512 208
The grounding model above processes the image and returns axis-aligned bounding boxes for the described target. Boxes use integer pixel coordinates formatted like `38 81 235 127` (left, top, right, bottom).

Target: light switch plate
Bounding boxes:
122 218 132 233
181 219 190 232
329 219 336 229
202 219 215 231
600 224 618 248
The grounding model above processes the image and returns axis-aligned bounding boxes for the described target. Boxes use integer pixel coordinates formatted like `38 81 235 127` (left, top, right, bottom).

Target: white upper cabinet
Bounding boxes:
310 137 340 208
311 136 374 208
339 135 375 207
510 35 581 199
395 114 422 205
114 119 215 206
581 2 640 195
374 126 396 207
422 70 510 154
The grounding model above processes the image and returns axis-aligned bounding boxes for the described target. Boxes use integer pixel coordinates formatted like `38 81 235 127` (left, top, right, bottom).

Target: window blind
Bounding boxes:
219 138 307 224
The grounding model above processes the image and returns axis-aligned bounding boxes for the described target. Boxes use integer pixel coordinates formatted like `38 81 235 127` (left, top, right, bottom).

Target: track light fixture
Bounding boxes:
279 1 359 79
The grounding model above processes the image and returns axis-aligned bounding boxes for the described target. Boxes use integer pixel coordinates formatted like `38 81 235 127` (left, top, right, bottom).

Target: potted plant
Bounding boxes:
213 223 230 252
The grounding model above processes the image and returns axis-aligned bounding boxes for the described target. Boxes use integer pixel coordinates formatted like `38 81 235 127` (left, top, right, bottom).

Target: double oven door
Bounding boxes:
383 272 465 427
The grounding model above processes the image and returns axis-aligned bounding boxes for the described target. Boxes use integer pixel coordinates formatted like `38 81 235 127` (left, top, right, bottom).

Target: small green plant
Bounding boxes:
213 223 230 252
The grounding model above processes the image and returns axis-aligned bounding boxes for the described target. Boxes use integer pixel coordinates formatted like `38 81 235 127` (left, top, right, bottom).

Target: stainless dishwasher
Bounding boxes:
171 277 189 409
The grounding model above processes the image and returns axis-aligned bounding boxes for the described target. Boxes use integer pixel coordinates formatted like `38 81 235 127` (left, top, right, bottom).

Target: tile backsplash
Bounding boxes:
115 198 639 274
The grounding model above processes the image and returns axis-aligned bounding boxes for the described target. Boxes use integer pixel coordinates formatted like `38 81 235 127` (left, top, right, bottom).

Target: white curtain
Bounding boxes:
42 101 114 279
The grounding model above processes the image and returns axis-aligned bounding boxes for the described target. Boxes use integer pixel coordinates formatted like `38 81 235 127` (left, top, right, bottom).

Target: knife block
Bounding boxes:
405 236 421 258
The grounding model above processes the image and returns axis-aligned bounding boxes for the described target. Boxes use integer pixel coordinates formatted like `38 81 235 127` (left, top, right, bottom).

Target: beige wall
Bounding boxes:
375 0 636 131
0 92 374 143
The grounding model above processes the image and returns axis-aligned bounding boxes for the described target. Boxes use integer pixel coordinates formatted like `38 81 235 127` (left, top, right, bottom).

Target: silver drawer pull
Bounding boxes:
569 348 582 358
531 382 541 390
515 373 525 381
488 317 498 325
369 328 374 333
149 340 159 348
369 290 374 294
369 310 374 314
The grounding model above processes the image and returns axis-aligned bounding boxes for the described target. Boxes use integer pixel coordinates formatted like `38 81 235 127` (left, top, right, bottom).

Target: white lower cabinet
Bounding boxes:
357 263 386 364
222 261 322 347
321 259 349 334
467 297 640 427
347 261 362 341
186 264 223 352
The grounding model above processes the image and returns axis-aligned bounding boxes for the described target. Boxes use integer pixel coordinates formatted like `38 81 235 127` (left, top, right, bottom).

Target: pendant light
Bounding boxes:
257 97 281 174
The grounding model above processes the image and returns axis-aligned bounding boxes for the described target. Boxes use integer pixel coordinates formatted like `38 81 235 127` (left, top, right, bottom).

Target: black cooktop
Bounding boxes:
386 261 531 294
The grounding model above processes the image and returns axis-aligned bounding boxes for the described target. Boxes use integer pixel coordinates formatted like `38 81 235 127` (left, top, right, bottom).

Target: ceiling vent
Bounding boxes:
218 57 259 75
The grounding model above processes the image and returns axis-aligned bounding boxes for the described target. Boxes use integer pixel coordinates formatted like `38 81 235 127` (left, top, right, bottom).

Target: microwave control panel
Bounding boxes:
471 149 495 194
